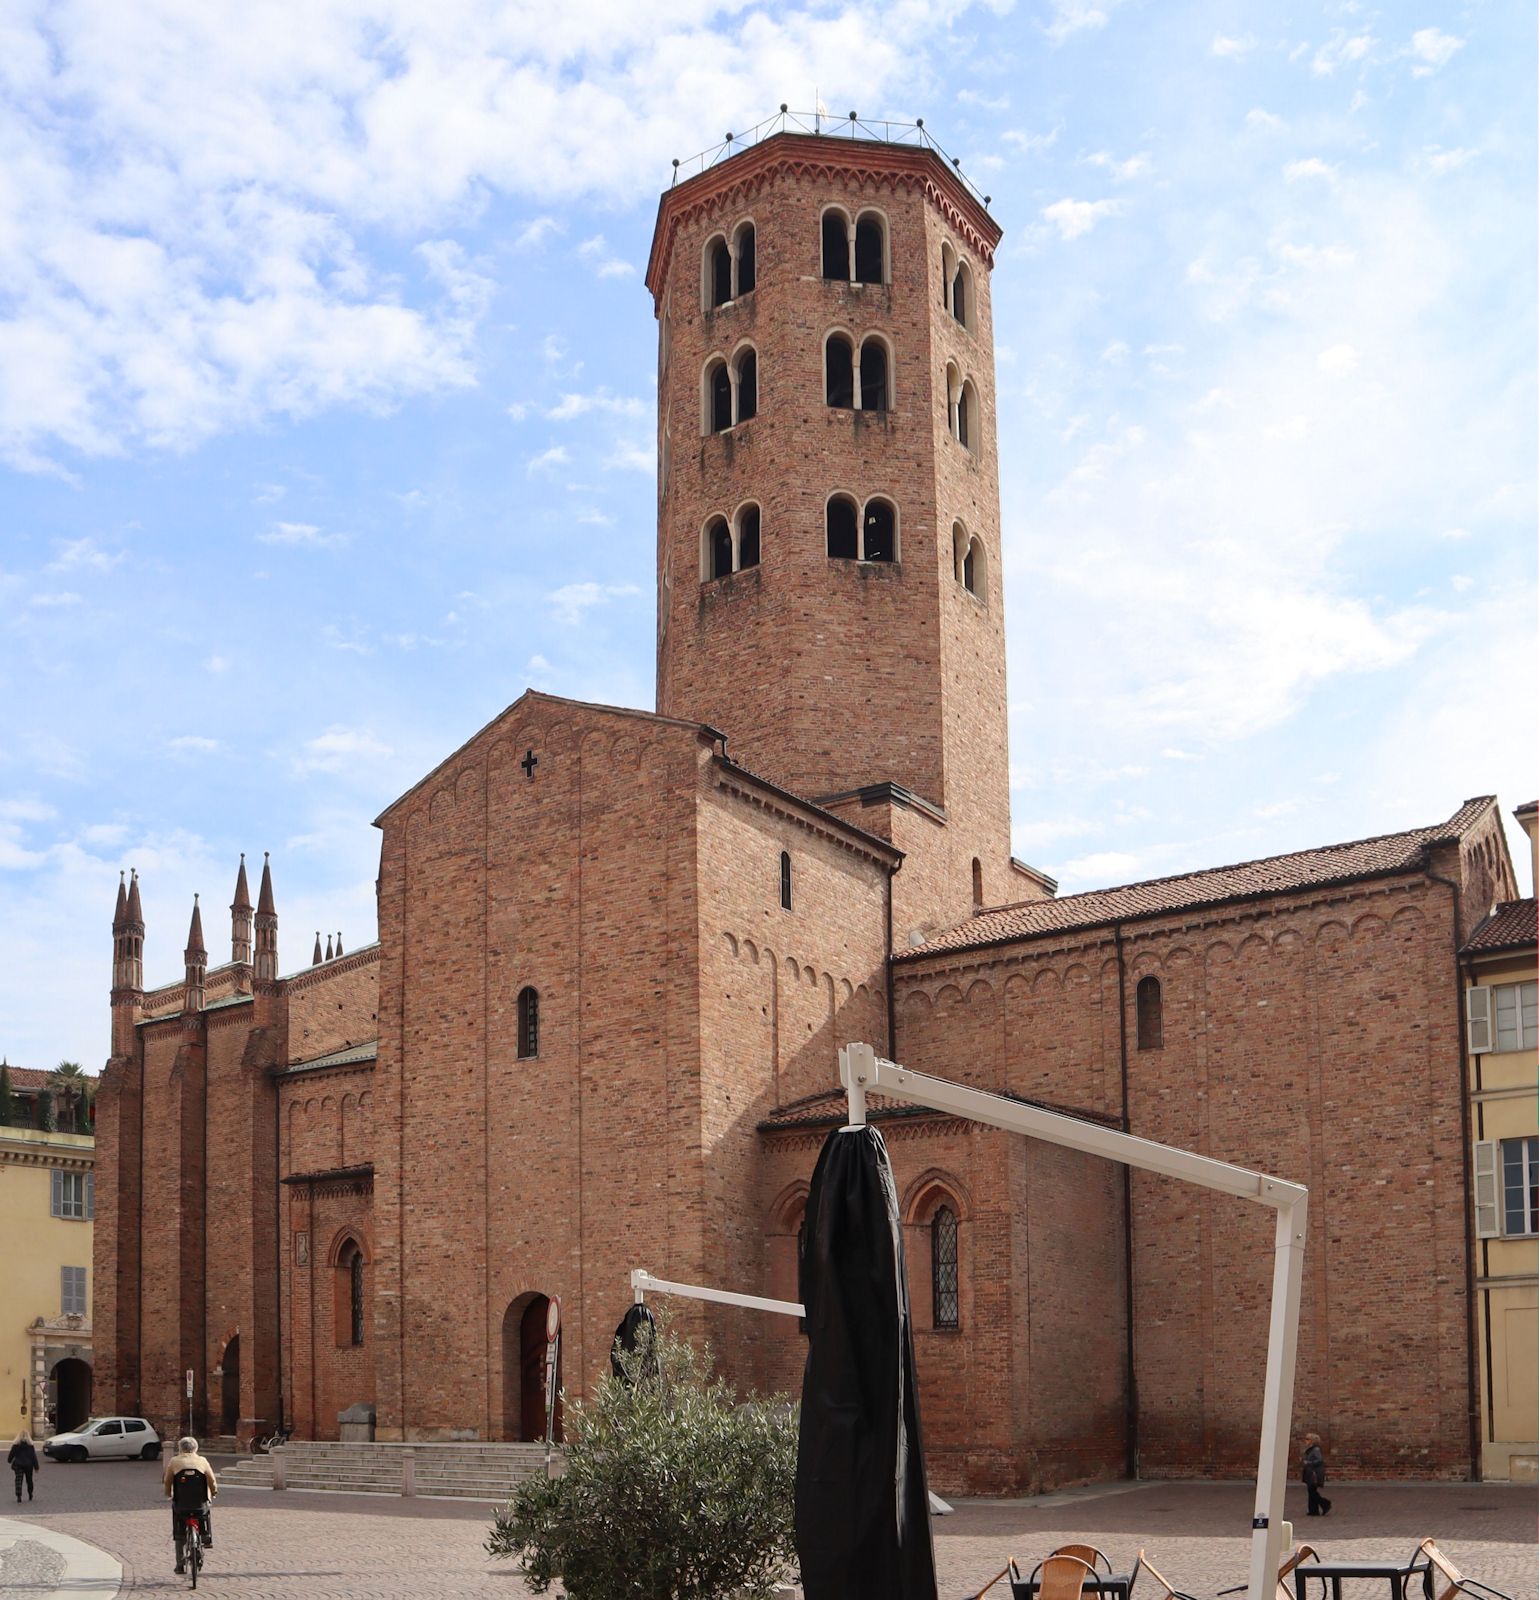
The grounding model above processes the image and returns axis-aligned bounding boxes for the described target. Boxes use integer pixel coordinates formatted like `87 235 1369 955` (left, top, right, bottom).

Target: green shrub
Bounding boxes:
487 1319 798 1599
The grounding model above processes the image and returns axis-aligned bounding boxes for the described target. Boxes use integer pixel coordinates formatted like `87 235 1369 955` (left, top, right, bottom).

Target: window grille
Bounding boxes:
932 1207 959 1329
780 852 792 911
349 1248 365 1346
517 986 540 1059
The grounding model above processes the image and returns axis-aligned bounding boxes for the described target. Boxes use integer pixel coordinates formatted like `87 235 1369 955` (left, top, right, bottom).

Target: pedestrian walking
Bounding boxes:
8 1430 39 1502
1302 1431 1331 1517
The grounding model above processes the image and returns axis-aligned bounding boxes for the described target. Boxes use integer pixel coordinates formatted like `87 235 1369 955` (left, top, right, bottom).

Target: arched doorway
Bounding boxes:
51 1358 91 1432
220 1336 241 1435
501 1294 562 1443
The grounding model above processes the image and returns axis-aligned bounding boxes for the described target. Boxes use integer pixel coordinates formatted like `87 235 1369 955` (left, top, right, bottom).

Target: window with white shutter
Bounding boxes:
86 1171 95 1219
1493 980 1538 1052
1465 986 1492 1054
1501 1136 1539 1236
51 1169 86 1219
1473 1141 1499 1238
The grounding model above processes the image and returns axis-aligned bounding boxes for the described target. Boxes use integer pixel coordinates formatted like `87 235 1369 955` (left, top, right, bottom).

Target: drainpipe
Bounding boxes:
885 856 902 1057
1114 923 1138 1480
274 1066 285 1432
1423 861 1481 1481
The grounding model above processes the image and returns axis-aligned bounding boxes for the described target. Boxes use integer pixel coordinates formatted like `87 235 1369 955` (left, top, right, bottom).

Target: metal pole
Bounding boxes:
631 1267 803 1319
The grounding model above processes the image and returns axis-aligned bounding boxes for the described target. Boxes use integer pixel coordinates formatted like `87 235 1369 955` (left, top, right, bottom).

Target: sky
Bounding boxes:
1 0 1533 1074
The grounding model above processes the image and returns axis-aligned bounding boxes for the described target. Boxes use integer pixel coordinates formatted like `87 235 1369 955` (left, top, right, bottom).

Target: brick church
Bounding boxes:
94 129 1522 1492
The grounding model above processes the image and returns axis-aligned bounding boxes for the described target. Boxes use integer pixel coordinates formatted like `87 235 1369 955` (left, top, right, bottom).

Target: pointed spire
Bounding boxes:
186 894 206 957
231 854 254 966
233 853 252 910
125 869 144 929
113 871 129 931
312 932 323 965
113 870 144 996
257 851 276 917
324 934 334 961
184 894 207 1016
335 932 344 957
254 853 279 984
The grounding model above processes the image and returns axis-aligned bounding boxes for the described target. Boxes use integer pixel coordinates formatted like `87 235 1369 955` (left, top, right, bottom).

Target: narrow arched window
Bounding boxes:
706 517 733 581
932 1206 959 1329
826 496 858 560
1137 976 1163 1050
956 382 972 450
734 222 756 296
737 504 761 570
825 335 854 409
517 985 540 1059
349 1245 365 1346
951 264 968 328
859 339 889 412
971 858 983 912
706 359 732 433
734 347 757 422
780 851 792 910
706 236 731 309
863 498 896 563
940 242 957 311
854 213 885 284
821 211 850 280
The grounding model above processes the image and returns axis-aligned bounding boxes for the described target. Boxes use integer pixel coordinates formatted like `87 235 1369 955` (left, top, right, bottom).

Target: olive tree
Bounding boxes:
487 1319 798 1599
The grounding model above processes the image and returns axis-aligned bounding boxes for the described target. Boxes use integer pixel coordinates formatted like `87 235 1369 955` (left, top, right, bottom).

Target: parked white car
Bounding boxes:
44 1417 162 1462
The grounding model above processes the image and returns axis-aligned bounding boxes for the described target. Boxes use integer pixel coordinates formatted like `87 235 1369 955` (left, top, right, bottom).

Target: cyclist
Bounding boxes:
162 1435 218 1574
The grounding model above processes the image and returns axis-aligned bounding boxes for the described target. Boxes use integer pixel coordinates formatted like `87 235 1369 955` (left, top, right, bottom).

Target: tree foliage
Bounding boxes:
487 1319 798 1600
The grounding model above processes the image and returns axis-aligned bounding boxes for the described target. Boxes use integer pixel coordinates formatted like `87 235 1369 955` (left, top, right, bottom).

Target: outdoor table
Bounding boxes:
1011 1572 1135 1600
1294 1557 1432 1600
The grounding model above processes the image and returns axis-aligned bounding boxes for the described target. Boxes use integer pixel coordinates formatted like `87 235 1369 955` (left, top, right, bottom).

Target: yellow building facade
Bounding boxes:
1465 800 1538 1482
0 1120 95 1438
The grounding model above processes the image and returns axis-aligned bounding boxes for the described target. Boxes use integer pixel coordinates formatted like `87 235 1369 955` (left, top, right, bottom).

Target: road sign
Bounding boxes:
545 1295 561 1343
185 1369 194 1398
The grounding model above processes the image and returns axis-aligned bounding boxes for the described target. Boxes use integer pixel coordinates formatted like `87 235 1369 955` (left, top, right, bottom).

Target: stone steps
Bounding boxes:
218 1440 552 1502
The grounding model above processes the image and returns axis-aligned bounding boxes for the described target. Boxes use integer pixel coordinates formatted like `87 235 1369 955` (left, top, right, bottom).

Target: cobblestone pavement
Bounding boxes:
12 1457 1535 1598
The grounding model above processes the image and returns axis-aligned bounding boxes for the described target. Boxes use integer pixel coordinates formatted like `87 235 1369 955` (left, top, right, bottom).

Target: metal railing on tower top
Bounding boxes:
669 107 993 211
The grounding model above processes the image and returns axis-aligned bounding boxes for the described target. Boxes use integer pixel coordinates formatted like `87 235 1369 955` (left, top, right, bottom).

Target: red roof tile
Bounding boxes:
898 797 1496 962
1462 899 1537 955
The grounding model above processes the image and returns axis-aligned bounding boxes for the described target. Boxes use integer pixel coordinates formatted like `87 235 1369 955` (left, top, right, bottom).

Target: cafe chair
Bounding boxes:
1053 1545 1115 1575
1417 1540 1515 1600
1019 1554 1098 1600
1130 1548 1201 1600
1217 1543 1320 1600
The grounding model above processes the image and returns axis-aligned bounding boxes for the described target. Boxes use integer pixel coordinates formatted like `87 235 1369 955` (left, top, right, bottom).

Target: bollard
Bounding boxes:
271 1449 285 1491
402 1449 415 1498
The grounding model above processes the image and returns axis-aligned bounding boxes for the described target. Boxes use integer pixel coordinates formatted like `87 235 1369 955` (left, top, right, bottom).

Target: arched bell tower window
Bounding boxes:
704 516 733 581
705 357 732 433
703 348 759 434
862 497 897 563
1136 976 1163 1051
517 985 540 1059
733 346 758 422
780 851 792 911
821 208 851 280
931 1206 959 1329
825 333 854 409
732 220 756 297
704 234 731 310
736 503 761 570
859 337 890 412
854 211 887 285
953 521 987 601
701 504 761 582
826 495 858 559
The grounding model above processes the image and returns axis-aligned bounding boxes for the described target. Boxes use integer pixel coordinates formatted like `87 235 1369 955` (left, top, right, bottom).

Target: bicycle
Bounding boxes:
177 1509 204 1589
247 1425 292 1455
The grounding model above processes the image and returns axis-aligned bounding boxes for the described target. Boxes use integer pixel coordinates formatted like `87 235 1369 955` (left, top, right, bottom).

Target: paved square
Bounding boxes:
11 1457 1534 1598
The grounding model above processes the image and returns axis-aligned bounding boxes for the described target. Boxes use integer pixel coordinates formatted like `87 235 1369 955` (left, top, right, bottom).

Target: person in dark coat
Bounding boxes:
1302 1432 1331 1516
8 1430 39 1501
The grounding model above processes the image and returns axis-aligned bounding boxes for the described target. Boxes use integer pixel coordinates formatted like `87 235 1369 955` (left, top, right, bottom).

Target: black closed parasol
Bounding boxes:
795 1121 937 1600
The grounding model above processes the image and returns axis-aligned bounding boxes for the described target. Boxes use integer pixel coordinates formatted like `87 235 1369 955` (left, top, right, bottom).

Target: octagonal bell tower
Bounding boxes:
648 126 1034 935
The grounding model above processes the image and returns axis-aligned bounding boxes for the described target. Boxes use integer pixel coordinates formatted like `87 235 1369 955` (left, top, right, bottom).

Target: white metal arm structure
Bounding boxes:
839 1042 1307 1600
630 1267 803 1319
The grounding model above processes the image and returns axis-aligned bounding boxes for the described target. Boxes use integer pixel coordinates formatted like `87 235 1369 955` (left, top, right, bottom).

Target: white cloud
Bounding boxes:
48 537 124 573
1284 158 1336 183
577 235 635 279
1441 527 1472 542
513 215 563 251
167 735 220 754
205 654 230 673
526 444 570 475
1086 151 1152 182
1002 125 1061 155
1246 107 1283 130
257 521 345 548
1406 28 1464 76
604 439 653 473
547 389 646 420
294 726 392 775
1042 198 1124 240
1316 343 1359 377
28 591 82 608
1449 574 1473 592
547 581 641 627
1211 35 1256 59
1060 850 1141 885
1424 146 1477 175
957 89 1009 112
1043 0 1121 42
1311 32 1374 76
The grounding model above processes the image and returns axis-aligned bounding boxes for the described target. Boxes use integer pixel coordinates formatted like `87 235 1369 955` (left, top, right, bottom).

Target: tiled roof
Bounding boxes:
758 1086 1120 1133
899 797 1496 962
1462 900 1537 955
1 1064 96 1091
281 1041 378 1075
